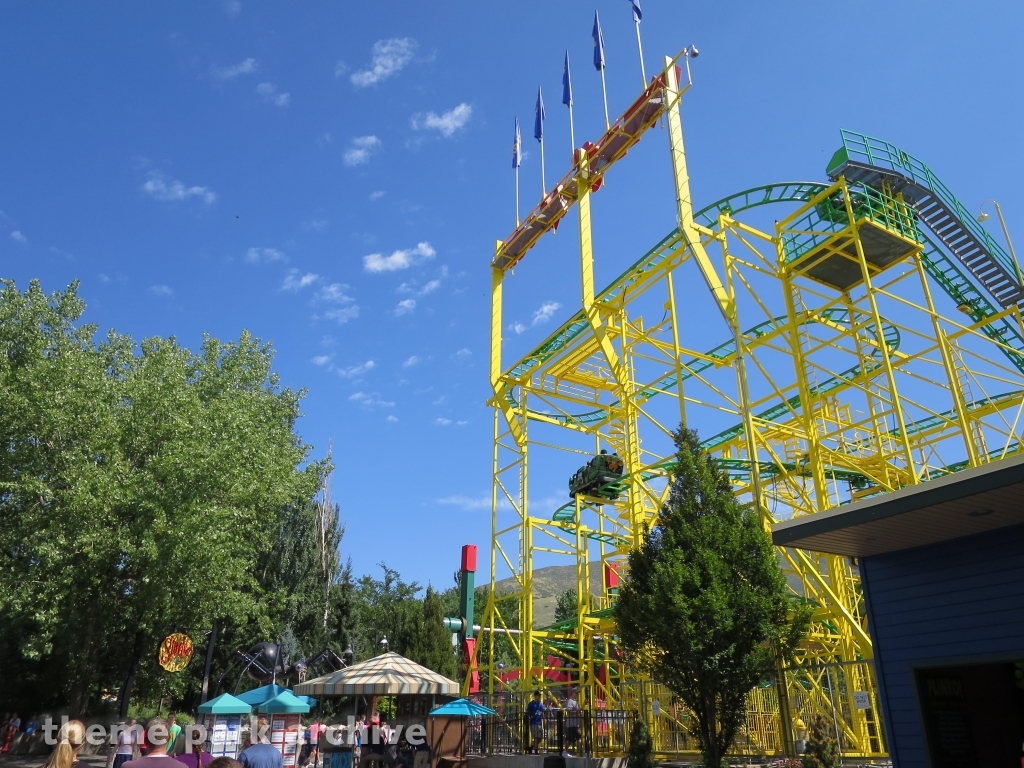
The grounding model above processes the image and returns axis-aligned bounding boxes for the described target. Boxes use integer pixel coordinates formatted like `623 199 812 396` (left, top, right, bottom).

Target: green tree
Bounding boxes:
554 588 578 623
0 280 326 715
615 426 810 768
626 719 654 768
801 715 840 768
353 564 423 660
414 586 459 679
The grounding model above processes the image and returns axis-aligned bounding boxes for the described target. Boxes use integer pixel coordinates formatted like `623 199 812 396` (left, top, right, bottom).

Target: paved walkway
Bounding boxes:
0 753 107 768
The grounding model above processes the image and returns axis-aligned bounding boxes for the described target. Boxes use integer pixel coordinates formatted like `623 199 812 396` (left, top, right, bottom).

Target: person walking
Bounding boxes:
239 717 283 768
352 715 364 765
166 716 182 757
122 719 187 768
307 720 325 768
525 692 545 754
1 711 20 753
175 726 212 768
43 720 87 768
564 690 581 755
114 720 140 768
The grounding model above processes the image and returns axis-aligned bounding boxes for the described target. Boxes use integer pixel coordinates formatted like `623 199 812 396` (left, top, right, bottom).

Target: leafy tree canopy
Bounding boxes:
615 426 810 768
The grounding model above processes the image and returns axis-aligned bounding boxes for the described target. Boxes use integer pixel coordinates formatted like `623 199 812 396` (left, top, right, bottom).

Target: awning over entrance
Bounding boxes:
772 452 1024 556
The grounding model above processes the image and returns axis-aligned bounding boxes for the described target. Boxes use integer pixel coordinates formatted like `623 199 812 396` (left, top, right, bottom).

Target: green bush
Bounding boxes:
801 715 840 768
627 719 654 768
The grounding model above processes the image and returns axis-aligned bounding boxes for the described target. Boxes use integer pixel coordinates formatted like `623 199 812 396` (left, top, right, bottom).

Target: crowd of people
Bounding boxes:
0 708 421 768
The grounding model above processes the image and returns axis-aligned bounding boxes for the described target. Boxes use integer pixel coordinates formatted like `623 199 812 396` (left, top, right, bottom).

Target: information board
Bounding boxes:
204 715 242 758
271 714 302 768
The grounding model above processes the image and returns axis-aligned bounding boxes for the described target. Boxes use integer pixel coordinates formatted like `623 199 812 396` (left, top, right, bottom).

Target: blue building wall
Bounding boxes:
860 523 1024 768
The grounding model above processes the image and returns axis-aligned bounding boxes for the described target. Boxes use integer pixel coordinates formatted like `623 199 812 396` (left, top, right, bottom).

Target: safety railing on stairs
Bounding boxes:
829 130 1020 297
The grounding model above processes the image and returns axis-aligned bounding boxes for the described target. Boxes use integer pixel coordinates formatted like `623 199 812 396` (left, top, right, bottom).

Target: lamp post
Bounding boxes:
978 200 1023 287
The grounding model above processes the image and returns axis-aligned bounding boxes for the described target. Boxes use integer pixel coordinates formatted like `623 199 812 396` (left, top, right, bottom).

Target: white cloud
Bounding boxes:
386 415 399 423
149 284 173 297
363 241 435 273
142 172 217 204
344 135 381 167
334 60 348 78
302 219 329 232
318 283 354 303
311 355 332 366
455 348 471 358
350 37 417 87
399 279 441 296
369 191 386 201
457 420 469 426
98 273 110 283
533 301 561 324
212 58 257 80
437 494 490 511
435 417 452 426
349 391 395 408
512 301 562 333
224 0 241 16
338 360 375 379
395 299 416 316
281 270 319 291
325 306 359 323
402 355 420 368
412 103 472 138
257 82 290 107
10 230 27 244
246 247 285 263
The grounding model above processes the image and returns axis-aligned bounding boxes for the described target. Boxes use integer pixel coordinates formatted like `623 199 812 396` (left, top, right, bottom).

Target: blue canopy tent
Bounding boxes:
236 684 289 707
236 685 318 708
257 691 312 714
428 699 496 717
197 693 252 715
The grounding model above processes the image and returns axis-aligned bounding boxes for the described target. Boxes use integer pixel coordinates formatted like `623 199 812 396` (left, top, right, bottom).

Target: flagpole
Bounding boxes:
600 67 610 131
568 107 575 159
540 138 546 198
594 11 610 131
515 166 520 227
563 51 575 160
634 20 646 88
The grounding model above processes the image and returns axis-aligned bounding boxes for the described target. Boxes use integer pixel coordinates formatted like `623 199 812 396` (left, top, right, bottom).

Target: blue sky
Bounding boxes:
2 1 1021 589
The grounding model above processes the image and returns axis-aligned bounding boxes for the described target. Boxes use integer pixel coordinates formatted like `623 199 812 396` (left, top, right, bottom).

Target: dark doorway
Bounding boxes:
915 661 1024 768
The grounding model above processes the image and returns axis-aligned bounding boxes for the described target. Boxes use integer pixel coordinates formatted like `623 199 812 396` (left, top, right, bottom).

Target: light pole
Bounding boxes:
978 200 1023 287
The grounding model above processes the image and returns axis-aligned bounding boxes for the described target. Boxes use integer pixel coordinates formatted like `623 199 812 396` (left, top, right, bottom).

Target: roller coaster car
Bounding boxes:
568 452 624 500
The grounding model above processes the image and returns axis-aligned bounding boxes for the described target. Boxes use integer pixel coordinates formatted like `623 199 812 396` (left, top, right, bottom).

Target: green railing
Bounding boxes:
828 129 1019 285
782 181 922 264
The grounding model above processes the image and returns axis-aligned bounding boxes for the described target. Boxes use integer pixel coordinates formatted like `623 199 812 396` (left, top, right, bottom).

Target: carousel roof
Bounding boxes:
293 652 459 697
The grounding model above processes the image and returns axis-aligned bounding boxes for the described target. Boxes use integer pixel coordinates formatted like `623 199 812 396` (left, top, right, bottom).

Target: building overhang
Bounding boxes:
771 454 1024 557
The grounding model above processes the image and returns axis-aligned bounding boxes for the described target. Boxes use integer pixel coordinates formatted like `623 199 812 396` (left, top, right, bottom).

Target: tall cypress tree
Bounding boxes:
615 426 810 768
416 586 459 679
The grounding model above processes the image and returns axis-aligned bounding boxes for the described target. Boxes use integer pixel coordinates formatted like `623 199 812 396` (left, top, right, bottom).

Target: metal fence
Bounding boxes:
468 659 887 761
467 706 637 757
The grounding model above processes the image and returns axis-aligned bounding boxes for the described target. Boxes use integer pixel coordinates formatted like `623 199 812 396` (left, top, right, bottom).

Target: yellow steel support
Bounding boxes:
481 45 1024 762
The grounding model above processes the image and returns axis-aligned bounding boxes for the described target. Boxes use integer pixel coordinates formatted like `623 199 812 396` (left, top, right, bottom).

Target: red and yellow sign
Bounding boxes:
159 633 194 672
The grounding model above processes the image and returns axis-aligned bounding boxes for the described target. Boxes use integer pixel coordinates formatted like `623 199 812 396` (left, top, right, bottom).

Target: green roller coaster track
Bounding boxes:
501 134 1024 541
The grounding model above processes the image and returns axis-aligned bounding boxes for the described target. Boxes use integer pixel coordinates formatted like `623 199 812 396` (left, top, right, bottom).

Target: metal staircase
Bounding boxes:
827 130 1024 310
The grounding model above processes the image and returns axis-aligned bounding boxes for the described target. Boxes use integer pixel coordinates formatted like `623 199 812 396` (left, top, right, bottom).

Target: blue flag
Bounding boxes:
592 11 606 71
534 87 545 142
512 117 522 169
629 0 642 22
562 51 573 107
